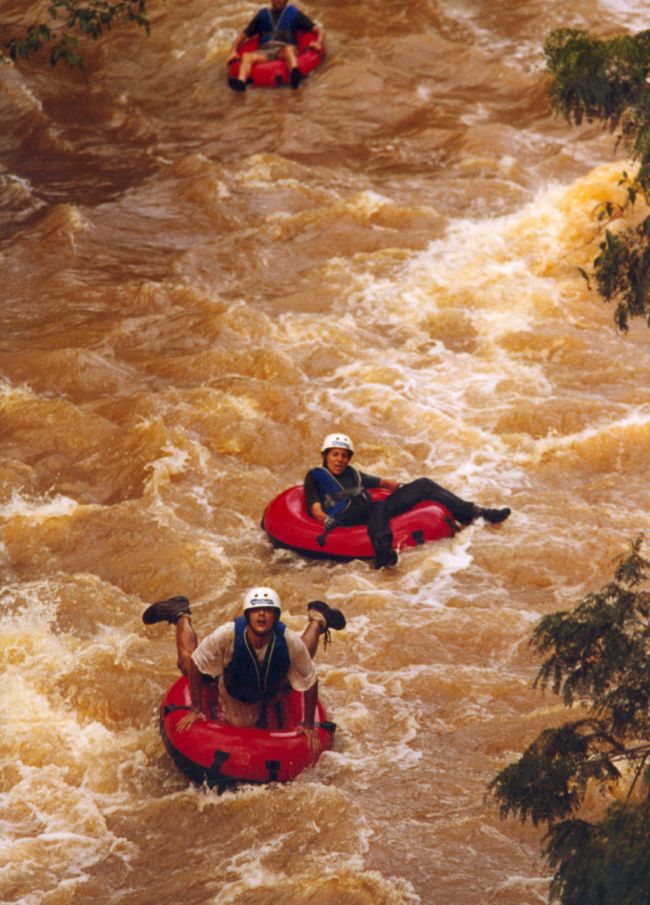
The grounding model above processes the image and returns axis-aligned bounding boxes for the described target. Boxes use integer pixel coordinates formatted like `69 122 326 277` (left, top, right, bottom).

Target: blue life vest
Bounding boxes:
257 4 300 46
222 616 291 704
310 466 362 517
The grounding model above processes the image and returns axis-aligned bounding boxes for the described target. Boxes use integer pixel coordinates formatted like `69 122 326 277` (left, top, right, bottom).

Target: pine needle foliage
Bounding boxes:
2 0 149 70
544 29 650 330
489 536 650 905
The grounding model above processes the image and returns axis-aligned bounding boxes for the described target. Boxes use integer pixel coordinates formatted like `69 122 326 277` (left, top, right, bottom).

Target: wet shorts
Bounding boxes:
258 40 292 60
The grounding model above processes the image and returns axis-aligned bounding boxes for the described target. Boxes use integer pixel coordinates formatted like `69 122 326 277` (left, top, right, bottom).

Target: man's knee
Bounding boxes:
242 50 264 65
367 504 392 548
278 45 297 65
367 499 388 527
404 476 435 495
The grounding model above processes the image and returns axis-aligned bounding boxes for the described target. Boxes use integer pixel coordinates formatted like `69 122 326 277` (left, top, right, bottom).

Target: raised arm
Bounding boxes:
226 32 248 65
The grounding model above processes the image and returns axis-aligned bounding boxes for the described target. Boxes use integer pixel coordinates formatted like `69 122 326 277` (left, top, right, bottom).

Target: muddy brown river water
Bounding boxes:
2 1 650 903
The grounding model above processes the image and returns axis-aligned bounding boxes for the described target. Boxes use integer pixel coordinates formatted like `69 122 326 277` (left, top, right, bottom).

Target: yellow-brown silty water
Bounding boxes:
2 1 650 903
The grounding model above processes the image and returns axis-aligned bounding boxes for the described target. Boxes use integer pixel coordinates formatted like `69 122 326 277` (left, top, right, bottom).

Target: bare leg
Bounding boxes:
278 44 298 70
278 44 302 88
302 614 325 658
239 51 267 83
303 601 346 654
175 614 198 676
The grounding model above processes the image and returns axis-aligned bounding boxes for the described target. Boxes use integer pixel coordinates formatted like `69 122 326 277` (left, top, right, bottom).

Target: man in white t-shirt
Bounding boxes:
142 588 344 754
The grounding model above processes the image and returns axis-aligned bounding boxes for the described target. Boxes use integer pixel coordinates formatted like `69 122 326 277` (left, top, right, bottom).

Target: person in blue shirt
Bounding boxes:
304 433 511 569
226 0 323 92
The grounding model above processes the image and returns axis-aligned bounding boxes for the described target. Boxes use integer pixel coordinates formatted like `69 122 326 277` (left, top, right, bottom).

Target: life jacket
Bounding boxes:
222 616 291 704
257 4 300 46
309 465 363 517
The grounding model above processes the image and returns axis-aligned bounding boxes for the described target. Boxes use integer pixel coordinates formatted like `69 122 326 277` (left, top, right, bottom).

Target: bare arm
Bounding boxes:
378 478 400 492
300 680 322 757
307 25 324 51
310 501 328 523
226 31 248 64
177 658 208 732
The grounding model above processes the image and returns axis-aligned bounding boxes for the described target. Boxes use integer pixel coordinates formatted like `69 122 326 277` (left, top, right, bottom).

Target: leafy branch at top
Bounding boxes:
545 28 650 331
489 536 650 904
3 0 150 70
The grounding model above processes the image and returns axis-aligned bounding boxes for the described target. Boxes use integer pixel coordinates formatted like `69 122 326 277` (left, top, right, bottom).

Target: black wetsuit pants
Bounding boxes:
337 477 475 559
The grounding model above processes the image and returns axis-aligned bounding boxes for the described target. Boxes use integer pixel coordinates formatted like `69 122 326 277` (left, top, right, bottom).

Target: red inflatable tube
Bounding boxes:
262 486 456 560
227 31 324 88
160 676 335 788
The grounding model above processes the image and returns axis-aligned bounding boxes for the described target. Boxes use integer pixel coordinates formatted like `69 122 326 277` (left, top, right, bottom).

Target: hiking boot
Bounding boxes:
480 507 511 524
142 596 191 625
307 600 346 631
308 600 345 648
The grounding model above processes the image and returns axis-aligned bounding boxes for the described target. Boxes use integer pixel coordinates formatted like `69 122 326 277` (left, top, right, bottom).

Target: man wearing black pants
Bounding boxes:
304 433 511 569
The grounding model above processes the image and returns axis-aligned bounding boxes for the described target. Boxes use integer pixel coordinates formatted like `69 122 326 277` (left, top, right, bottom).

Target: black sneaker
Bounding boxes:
307 600 346 631
457 504 482 526
373 549 399 569
142 596 191 625
481 507 511 524
290 67 303 89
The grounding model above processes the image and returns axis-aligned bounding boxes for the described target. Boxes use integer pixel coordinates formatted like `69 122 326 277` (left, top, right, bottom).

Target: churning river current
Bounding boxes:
2 1 650 903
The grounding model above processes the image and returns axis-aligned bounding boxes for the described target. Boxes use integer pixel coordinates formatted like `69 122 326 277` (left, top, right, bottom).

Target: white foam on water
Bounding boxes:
394 534 476 604
5 4 648 902
0 489 81 521
143 437 192 491
489 873 550 901
0 379 37 400
0 588 144 899
512 405 650 466
0 66 44 115
349 193 568 333
598 0 650 26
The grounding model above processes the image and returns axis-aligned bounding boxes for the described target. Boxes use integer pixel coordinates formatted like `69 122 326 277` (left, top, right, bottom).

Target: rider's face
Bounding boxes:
324 447 351 475
246 606 278 637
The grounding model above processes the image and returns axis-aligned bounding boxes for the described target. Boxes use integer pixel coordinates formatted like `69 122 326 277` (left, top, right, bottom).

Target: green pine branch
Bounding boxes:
545 29 650 330
489 536 650 903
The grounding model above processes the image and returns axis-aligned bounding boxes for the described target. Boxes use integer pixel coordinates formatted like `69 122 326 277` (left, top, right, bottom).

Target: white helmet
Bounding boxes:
320 432 354 455
243 586 281 615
